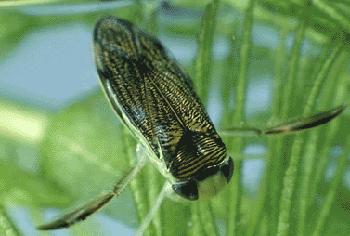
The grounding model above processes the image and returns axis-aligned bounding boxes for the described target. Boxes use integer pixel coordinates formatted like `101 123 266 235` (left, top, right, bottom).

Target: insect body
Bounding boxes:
94 16 233 200
38 16 344 231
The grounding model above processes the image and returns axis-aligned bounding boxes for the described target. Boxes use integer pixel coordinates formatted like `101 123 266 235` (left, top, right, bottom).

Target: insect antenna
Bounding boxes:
37 158 146 230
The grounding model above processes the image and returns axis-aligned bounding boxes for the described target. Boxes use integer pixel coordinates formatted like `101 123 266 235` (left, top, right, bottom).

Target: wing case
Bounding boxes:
94 17 227 180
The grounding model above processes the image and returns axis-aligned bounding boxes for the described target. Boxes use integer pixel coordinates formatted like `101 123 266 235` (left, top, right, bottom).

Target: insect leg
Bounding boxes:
37 158 146 230
220 105 345 137
264 105 345 135
135 182 172 236
220 126 263 137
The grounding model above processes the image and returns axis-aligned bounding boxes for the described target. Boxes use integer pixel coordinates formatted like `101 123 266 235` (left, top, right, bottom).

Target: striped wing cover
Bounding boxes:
94 16 227 180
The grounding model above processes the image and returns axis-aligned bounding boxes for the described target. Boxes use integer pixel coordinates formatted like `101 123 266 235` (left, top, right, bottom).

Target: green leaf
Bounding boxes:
40 91 137 227
0 161 69 207
0 207 19 236
0 12 33 61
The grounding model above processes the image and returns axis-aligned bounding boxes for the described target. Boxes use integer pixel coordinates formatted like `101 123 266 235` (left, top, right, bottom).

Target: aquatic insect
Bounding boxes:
38 16 345 233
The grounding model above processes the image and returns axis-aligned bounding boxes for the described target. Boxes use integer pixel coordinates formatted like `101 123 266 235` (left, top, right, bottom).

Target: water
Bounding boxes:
0 23 96 110
0 3 276 235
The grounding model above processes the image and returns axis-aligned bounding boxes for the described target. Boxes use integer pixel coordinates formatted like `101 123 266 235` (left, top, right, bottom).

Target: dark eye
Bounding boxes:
172 180 198 201
221 157 234 182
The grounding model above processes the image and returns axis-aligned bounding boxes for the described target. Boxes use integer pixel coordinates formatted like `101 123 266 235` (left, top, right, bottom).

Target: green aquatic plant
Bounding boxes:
0 0 349 235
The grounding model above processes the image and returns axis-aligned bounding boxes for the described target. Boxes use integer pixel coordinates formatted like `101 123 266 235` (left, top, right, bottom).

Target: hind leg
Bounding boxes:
220 106 345 137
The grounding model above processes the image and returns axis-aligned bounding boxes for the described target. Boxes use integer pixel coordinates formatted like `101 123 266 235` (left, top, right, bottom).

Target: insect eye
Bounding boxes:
220 157 234 182
172 180 198 201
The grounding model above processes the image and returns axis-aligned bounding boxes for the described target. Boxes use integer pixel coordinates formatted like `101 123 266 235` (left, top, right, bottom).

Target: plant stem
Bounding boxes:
199 202 218 236
246 178 267 236
313 0 350 33
281 13 307 119
310 71 347 203
295 44 343 236
226 0 255 235
276 2 309 235
194 0 219 103
264 27 288 236
311 140 350 236
277 42 342 236
189 203 204 236
193 1 220 234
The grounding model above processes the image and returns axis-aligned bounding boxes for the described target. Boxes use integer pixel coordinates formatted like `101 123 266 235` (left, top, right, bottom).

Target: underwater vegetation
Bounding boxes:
0 1 349 236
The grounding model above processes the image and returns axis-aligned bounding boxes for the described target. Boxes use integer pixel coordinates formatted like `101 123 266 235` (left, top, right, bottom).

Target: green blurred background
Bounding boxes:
0 0 349 236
